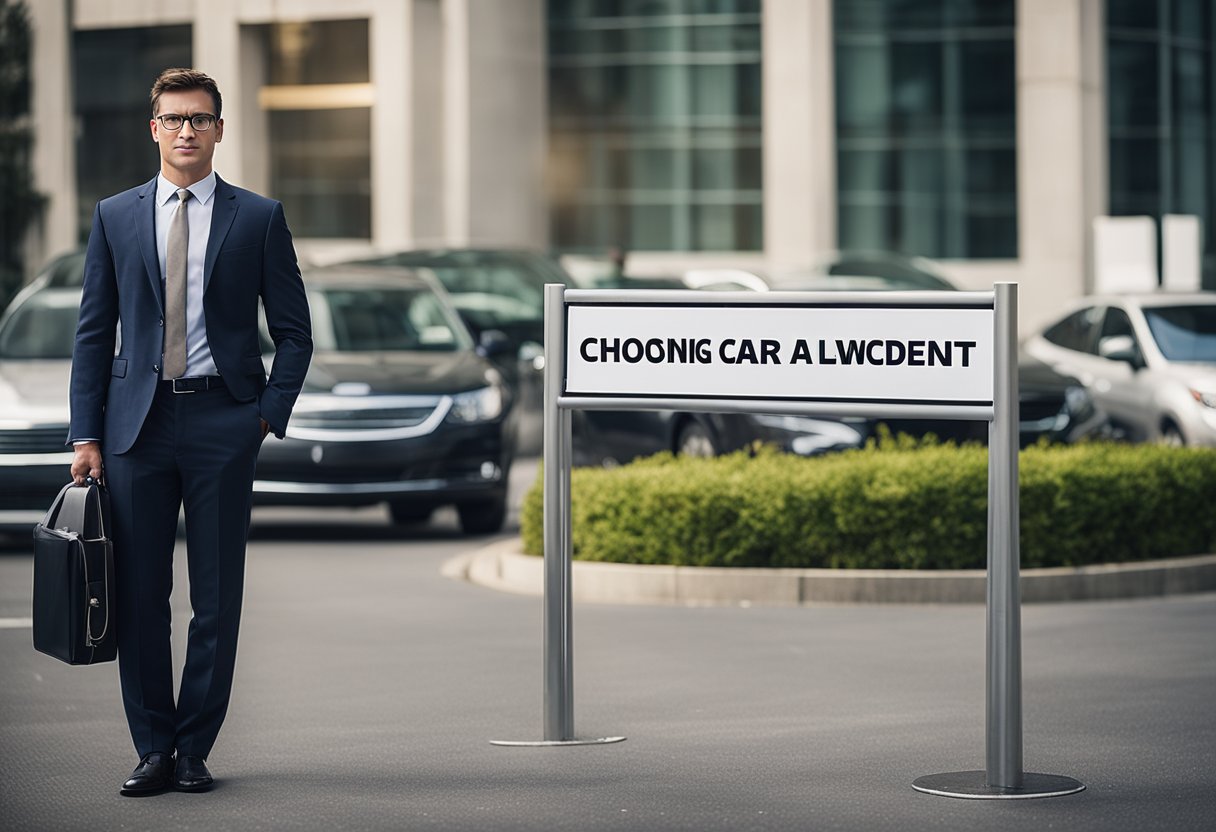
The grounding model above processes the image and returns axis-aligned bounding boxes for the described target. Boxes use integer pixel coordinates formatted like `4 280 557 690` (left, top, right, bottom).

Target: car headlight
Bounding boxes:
1064 385 1095 418
447 385 504 423
1191 388 1216 409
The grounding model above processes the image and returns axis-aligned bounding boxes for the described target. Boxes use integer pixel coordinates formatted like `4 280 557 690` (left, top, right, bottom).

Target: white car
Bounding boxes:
1024 293 1216 446
0 283 78 530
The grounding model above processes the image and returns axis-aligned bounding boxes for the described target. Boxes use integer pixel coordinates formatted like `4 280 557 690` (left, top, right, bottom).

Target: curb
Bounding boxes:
445 539 1216 606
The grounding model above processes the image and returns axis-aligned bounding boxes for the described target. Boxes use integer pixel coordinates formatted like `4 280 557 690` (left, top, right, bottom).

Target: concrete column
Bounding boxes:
370 0 412 249
28 0 77 267
1017 0 1106 330
762 0 836 272
443 0 546 247
194 0 244 186
443 0 471 244
410 0 446 245
237 23 269 199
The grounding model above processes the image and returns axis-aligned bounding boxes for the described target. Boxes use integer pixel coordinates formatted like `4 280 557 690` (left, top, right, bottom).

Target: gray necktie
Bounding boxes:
164 188 191 379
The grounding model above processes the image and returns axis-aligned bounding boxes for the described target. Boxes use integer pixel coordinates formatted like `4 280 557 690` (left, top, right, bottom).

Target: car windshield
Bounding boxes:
820 253 955 290
1143 304 1216 362
0 291 80 359
410 261 546 326
44 251 86 288
310 286 472 353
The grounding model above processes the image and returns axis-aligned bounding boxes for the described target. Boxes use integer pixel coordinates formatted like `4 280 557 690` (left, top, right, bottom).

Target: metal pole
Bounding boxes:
913 283 1081 797
542 283 574 742
987 281 1022 788
491 285 624 747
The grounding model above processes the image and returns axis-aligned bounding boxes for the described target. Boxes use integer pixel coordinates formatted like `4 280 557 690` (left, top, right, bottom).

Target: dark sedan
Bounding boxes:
253 266 518 533
571 352 1103 467
570 274 1109 465
349 248 577 454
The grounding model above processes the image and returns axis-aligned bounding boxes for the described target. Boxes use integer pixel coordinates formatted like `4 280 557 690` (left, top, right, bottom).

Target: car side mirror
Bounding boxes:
476 329 512 358
1098 335 1143 369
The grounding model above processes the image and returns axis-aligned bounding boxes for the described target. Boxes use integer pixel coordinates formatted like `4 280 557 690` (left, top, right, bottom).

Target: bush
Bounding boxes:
520 441 1216 570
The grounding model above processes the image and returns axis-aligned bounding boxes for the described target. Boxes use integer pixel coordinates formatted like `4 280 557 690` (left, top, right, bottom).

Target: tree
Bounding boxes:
0 0 45 310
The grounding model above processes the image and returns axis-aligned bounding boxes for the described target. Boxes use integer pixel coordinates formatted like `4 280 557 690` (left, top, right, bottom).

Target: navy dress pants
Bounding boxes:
104 383 263 758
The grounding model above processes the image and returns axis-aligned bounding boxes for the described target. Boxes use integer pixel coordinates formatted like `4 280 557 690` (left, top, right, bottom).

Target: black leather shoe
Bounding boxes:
174 755 214 792
121 752 174 796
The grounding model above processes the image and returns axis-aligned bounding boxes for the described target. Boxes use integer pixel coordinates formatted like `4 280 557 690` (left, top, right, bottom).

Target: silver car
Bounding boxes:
0 283 78 531
1024 293 1216 446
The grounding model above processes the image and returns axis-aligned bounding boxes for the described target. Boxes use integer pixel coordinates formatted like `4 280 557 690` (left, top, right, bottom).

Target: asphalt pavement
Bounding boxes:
1 458 1214 831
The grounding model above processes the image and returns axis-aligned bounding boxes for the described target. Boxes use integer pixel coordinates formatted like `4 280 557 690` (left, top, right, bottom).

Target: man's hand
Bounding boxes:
71 442 104 486
260 418 271 440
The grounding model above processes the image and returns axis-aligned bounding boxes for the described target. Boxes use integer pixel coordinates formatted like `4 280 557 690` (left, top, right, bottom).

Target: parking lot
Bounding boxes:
1 457 1214 831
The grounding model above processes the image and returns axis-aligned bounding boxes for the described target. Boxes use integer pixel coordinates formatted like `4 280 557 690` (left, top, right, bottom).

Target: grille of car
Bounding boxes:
1018 397 1065 423
0 427 69 454
259 459 452 485
290 406 437 430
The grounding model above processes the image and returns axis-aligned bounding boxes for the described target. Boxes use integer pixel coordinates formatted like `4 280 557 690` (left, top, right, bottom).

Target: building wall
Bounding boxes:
24 1 1199 335
48 0 546 265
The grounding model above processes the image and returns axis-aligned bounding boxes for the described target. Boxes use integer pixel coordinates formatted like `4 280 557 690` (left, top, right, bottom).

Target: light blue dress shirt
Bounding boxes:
155 171 219 379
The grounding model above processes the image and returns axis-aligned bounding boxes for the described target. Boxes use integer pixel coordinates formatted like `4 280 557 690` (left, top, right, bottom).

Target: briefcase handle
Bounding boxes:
40 483 76 532
41 480 108 539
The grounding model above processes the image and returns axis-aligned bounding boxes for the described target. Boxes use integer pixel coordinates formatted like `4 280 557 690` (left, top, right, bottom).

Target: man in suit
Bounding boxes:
69 68 312 795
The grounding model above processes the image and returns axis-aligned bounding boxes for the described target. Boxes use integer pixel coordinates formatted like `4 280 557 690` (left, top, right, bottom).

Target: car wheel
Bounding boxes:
676 420 717 457
1160 421 1186 447
389 501 435 526
457 493 508 535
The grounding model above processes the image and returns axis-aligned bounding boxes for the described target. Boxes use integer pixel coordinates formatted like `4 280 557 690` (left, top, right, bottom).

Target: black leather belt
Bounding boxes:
163 376 226 394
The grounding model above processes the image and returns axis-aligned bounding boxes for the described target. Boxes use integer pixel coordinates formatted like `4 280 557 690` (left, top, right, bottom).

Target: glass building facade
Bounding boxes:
52 1 1215 299
1107 0 1216 286
73 26 192 240
547 0 763 253
833 0 1018 260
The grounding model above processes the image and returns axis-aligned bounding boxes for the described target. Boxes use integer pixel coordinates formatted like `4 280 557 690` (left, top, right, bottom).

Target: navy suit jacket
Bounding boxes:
69 174 313 455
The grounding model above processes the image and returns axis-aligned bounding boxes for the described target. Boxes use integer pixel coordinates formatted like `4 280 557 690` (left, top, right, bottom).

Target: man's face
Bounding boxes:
150 89 224 181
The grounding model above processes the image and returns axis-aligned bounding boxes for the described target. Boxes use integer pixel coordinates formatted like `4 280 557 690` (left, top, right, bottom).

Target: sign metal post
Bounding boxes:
494 283 1084 799
491 284 626 747
911 283 1084 798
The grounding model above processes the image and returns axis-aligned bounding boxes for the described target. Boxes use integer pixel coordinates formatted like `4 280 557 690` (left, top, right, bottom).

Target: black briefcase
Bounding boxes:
32 480 117 665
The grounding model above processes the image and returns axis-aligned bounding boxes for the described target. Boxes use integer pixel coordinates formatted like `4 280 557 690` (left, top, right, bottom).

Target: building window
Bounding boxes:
73 26 192 240
1108 0 1216 288
255 19 373 239
547 0 763 253
834 0 1017 259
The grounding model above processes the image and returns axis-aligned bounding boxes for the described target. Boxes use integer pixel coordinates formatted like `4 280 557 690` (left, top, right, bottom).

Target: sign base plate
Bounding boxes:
913 771 1084 799
490 737 626 747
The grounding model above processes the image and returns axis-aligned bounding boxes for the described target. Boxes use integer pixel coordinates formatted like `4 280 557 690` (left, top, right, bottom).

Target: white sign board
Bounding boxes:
1163 214 1203 292
564 302 995 406
1093 216 1158 293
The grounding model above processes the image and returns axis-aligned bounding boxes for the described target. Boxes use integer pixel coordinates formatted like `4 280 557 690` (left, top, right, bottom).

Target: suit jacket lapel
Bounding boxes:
134 177 161 308
204 175 239 295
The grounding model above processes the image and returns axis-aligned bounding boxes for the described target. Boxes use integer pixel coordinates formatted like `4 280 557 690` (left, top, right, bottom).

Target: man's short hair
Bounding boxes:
150 68 222 119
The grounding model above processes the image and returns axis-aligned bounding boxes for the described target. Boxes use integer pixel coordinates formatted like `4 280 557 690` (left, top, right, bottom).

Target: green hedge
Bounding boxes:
520 440 1216 569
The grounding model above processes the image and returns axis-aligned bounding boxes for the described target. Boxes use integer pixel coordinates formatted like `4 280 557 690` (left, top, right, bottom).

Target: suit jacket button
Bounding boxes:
158 318 164 327
153 364 160 373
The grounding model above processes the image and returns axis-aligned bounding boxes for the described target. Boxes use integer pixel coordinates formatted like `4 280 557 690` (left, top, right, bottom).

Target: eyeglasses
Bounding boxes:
155 113 217 132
